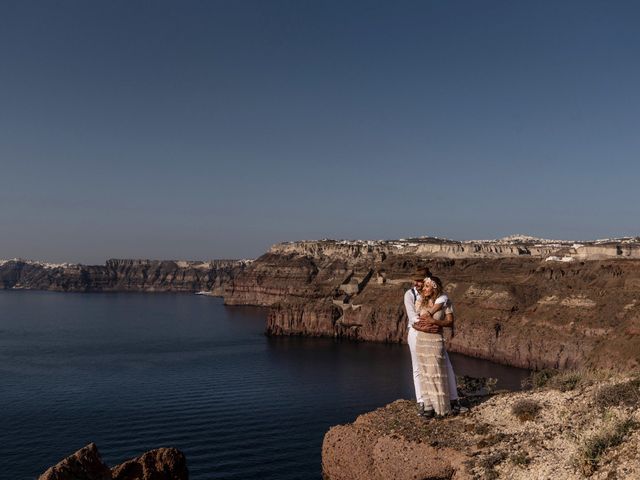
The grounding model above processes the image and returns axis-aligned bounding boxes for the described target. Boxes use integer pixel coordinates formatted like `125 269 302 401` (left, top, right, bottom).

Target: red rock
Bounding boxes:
38 444 188 480
111 448 188 480
38 443 111 480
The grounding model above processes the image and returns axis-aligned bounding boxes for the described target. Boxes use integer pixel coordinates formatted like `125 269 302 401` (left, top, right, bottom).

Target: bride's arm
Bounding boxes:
418 300 454 327
426 313 453 328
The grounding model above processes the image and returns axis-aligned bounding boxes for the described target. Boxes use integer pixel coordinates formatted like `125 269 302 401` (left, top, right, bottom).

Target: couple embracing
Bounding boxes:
404 267 467 418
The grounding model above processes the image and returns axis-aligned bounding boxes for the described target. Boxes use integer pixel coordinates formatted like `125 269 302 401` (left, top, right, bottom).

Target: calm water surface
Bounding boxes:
0 291 529 479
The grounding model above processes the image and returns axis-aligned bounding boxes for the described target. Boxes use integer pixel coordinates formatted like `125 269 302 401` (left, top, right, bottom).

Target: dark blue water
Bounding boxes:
0 290 529 479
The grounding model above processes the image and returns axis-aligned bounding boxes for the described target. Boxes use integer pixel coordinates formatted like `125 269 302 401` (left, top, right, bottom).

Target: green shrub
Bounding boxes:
511 399 542 422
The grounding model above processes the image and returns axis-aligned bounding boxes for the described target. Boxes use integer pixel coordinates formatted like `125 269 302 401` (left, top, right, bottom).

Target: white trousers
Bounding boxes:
408 327 458 403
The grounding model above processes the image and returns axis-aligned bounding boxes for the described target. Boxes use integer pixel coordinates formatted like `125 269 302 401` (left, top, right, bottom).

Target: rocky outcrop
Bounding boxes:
322 373 640 480
39 443 111 480
38 443 187 480
0 258 247 293
111 448 188 480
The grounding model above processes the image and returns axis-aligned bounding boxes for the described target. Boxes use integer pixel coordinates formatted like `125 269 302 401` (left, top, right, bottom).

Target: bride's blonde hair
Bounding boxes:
421 276 444 301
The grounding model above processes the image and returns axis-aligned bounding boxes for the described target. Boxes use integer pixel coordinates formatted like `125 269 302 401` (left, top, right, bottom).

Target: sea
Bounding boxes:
0 290 529 479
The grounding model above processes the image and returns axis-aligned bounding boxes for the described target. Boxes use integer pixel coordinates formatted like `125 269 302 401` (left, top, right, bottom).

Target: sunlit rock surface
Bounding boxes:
322 373 640 480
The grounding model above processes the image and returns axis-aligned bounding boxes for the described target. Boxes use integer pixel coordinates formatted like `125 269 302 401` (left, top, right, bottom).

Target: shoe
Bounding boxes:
451 400 469 415
422 408 435 419
416 402 435 418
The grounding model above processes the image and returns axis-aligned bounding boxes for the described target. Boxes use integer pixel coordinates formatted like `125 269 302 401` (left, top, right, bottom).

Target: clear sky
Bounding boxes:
2 0 639 263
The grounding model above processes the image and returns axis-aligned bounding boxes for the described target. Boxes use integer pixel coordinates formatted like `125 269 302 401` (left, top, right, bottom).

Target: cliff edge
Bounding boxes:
322 371 640 479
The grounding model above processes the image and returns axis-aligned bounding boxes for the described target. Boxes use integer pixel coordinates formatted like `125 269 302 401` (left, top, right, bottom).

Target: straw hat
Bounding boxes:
411 267 432 281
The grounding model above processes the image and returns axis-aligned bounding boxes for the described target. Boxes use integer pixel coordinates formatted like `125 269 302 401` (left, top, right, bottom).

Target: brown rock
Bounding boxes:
38 443 111 480
111 448 188 480
372 436 463 480
322 401 470 480
323 376 640 480
38 444 187 480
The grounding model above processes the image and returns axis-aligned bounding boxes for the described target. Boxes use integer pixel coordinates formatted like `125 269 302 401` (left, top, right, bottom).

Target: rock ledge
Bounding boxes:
322 373 640 479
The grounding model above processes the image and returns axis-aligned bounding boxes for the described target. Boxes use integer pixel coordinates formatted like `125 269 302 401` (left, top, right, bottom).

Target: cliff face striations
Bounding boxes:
223 237 640 371
0 258 248 294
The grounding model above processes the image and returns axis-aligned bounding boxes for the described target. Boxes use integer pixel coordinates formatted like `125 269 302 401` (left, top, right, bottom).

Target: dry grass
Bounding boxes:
522 368 558 389
510 451 531 467
594 378 640 409
511 399 542 422
575 417 637 476
522 368 603 392
478 451 508 469
456 375 498 396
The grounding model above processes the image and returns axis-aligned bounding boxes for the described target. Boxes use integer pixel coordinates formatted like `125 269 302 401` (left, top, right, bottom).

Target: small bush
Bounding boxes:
474 422 491 435
476 432 508 448
548 371 584 392
478 451 507 469
457 375 498 396
594 379 640 409
510 451 531 466
511 399 542 422
521 369 558 390
576 418 637 476
522 369 597 392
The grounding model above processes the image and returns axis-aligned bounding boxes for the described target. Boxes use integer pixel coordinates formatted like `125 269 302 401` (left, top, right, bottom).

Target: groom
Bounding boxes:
404 267 467 415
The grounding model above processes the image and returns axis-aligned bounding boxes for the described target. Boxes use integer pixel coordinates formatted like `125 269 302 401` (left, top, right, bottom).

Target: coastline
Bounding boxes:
3 236 640 372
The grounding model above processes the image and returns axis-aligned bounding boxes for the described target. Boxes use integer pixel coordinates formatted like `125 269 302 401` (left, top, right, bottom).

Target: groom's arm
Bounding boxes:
404 290 419 327
404 290 438 332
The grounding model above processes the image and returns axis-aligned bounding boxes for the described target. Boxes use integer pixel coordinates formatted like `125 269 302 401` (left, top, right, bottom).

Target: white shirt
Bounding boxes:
404 288 454 327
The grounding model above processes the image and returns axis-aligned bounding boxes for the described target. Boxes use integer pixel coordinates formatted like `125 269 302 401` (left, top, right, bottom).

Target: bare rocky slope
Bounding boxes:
223 237 640 371
322 371 640 480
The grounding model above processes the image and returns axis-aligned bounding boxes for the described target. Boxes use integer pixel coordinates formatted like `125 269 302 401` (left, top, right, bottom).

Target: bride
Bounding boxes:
413 276 453 417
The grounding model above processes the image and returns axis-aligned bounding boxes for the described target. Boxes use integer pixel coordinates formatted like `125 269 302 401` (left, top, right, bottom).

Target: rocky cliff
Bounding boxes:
322 371 640 480
223 237 640 371
4 235 640 370
0 258 248 294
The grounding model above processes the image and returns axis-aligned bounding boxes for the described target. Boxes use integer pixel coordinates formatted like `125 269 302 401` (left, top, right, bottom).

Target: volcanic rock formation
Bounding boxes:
223 237 640 371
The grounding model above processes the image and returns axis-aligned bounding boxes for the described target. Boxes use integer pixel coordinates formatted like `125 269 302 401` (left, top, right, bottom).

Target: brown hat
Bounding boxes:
411 267 432 280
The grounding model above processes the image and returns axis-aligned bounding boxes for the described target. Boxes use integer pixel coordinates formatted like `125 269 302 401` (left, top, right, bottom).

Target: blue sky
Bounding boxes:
1 0 639 263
